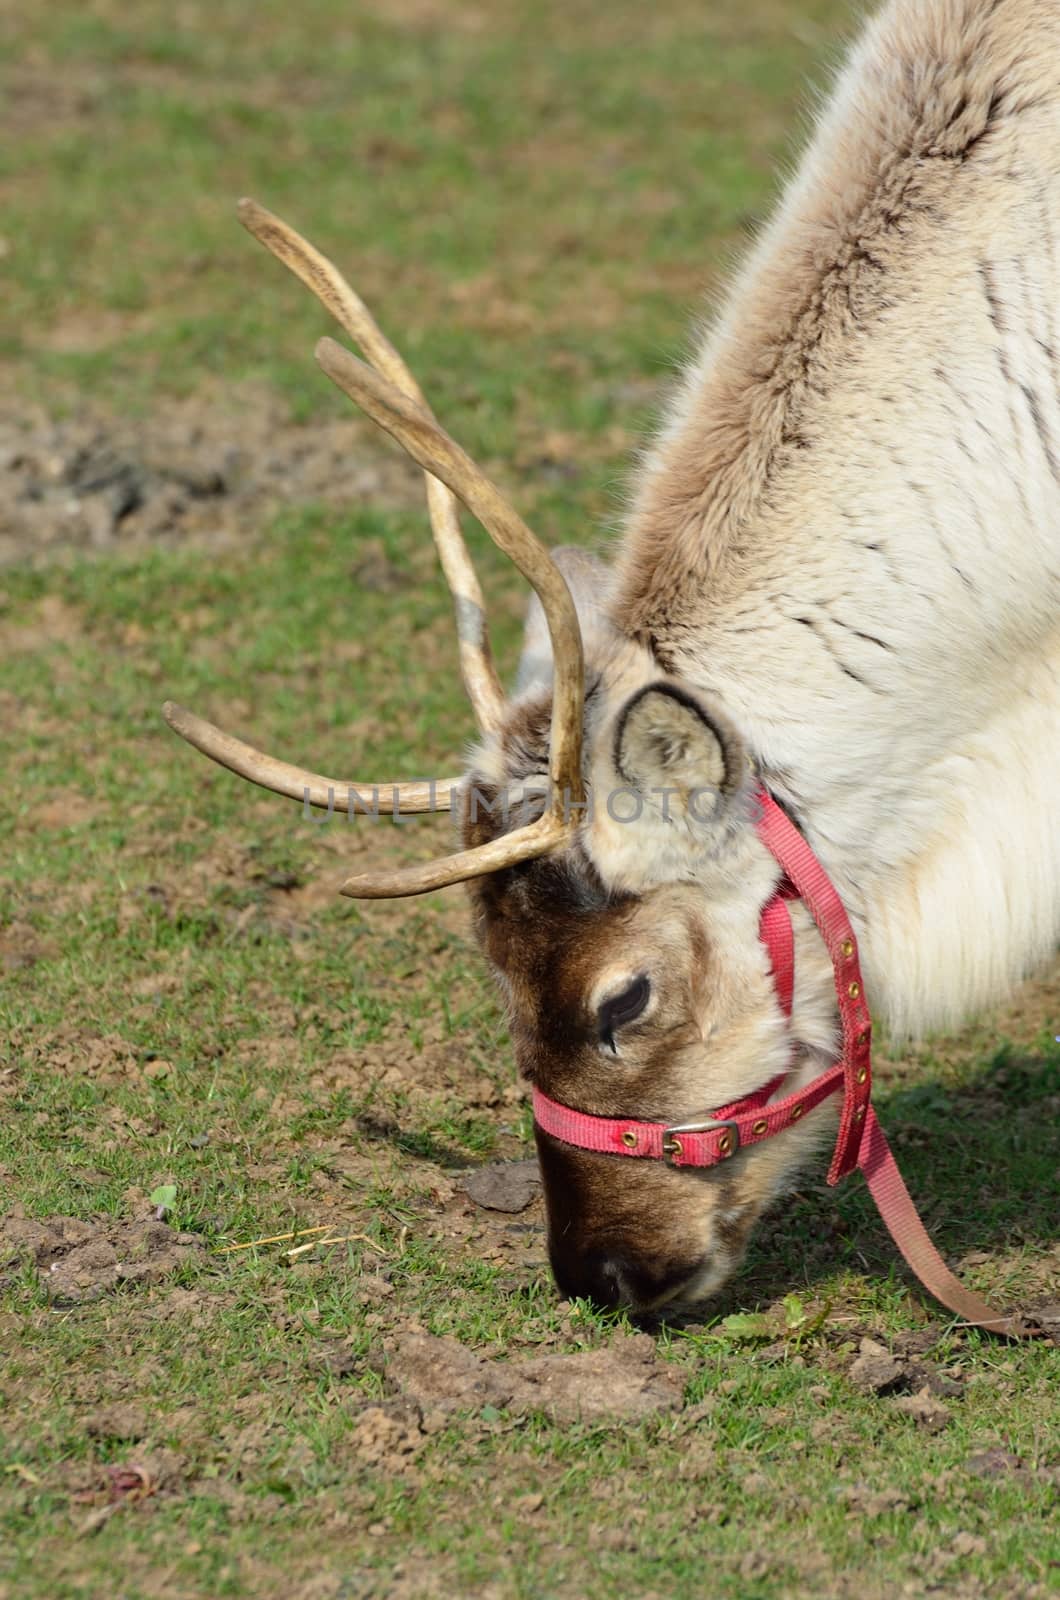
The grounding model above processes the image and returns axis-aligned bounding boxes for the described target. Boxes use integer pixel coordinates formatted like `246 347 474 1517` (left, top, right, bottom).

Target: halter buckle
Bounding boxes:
661 1116 740 1166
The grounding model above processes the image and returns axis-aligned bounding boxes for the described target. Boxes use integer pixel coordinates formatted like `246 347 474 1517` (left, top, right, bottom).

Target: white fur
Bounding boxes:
614 0 1060 1038
467 0 1060 1309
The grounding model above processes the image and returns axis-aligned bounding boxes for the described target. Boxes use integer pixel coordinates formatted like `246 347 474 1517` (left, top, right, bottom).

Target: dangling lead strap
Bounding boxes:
756 792 1041 1339
857 1107 1040 1337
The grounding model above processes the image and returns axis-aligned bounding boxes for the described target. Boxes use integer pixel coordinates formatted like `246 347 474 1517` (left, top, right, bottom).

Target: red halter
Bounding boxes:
532 790 1036 1336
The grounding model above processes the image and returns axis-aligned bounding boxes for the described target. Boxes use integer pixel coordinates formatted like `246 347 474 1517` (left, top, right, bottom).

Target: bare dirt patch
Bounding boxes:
0 1208 202 1305
0 391 422 568
290 1028 520 1127
891 1385 952 1432
847 1336 964 1404
82 1402 152 1442
386 1329 683 1422
12 1026 146 1086
349 1403 426 1475
0 920 58 974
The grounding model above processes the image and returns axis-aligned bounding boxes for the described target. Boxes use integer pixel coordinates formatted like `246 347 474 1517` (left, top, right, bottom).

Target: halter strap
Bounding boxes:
532 789 1040 1338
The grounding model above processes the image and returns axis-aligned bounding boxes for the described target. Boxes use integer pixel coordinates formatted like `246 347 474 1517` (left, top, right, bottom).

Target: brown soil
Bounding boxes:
0 390 422 569
386 1328 684 1423
0 1207 202 1305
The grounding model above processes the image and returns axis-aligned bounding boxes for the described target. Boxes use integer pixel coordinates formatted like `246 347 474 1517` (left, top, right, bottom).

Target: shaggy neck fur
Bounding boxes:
613 0 1060 1035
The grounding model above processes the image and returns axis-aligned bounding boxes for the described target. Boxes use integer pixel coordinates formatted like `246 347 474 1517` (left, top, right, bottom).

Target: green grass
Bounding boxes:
1 2 1057 1597
3 0 842 431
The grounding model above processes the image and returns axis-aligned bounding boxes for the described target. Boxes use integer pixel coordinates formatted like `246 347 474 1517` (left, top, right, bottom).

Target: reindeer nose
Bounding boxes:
555 1249 629 1309
536 1128 709 1312
550 1246 699 1313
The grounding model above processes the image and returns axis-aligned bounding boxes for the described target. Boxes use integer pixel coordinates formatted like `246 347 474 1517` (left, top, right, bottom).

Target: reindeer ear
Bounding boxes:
516 547 614 694
614 682 745 812
587 681 750 889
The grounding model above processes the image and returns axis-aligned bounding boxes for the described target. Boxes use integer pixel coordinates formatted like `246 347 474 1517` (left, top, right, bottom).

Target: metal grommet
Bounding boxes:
857 1029 869 1047
621 1130 638 1149
848 981 861 999
856 1067 868 1085
662 1135 683 1160
853 1105 866 1123
752 1118 768 1137
790 1105 805 1122
841 938 854 958
718 1131 734 1157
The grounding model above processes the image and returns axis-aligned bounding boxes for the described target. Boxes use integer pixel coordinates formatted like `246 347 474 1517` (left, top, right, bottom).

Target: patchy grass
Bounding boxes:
1 2 1057 1598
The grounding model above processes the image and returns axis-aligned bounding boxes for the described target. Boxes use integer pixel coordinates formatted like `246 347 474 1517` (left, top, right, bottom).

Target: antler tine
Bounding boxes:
163 702 458 815
165 698 567 896
315 336 586 817
340 815 568 899
236 198 506 735
165 684 565 893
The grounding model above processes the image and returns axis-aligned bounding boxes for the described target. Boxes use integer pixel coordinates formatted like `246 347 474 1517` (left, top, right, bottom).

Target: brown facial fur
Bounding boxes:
462 783 798 1312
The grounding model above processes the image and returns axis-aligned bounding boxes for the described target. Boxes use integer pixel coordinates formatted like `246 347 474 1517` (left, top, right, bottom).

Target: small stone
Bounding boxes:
462 1160 540 1214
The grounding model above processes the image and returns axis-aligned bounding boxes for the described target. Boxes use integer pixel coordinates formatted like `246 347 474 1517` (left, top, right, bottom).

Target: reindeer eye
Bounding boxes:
598 975 651 1054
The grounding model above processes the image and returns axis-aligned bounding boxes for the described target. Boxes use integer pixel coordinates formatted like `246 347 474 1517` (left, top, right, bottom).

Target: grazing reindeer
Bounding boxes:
167 0 1058 1327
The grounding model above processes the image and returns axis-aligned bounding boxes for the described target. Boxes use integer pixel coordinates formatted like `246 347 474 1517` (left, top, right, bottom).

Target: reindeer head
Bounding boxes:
167 204 840 1313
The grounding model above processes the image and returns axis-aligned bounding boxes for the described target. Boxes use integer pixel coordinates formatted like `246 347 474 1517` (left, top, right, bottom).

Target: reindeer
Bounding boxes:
166 0 1059 1328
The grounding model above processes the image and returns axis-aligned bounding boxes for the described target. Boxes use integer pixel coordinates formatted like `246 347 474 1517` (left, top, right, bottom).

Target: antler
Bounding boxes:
163 702 459 815
237 198 506 734
340 815 569 899
314 339 585 820
163 201 586 897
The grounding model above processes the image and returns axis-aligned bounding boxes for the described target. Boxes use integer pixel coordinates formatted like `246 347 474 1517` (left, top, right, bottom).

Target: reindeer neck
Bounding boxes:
612 0 1060 1033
